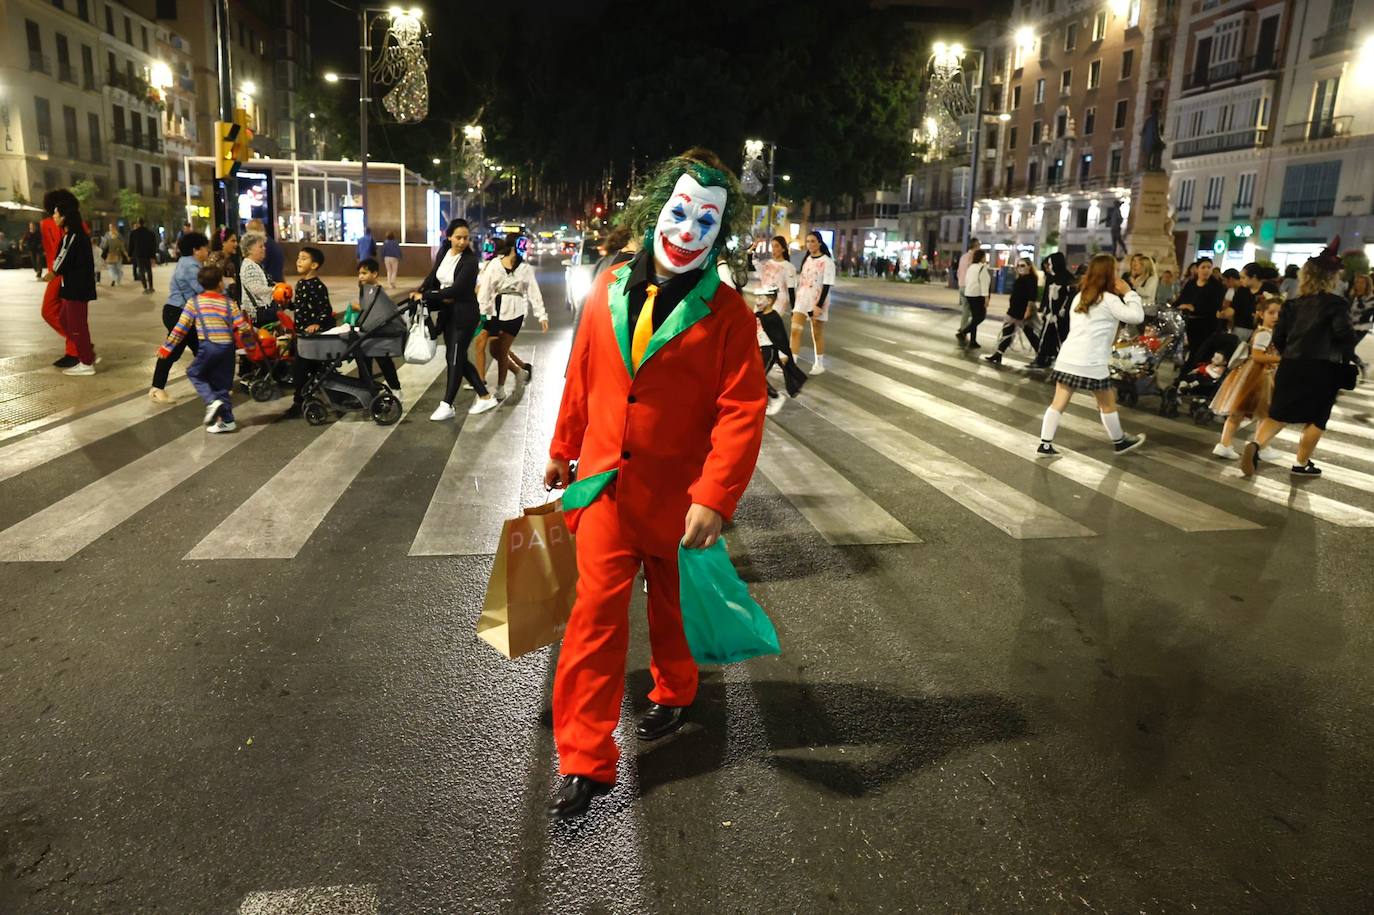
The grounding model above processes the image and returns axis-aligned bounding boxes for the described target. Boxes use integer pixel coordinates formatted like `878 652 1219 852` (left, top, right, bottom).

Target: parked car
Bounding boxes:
563 235 602 311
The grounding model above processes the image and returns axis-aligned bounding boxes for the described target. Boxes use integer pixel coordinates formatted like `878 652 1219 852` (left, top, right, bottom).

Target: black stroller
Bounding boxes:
293 288 410 426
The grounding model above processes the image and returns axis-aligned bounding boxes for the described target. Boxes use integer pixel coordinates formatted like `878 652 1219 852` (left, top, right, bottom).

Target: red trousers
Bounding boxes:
42 277 77 357
553 489 698 783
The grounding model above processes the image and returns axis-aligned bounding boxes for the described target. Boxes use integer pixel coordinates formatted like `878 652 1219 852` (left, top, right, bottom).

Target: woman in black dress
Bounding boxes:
985 257 1041 365
1241 242 1357 478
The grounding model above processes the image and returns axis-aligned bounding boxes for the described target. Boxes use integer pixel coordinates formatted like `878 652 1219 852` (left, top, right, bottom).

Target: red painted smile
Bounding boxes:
660 234 705 267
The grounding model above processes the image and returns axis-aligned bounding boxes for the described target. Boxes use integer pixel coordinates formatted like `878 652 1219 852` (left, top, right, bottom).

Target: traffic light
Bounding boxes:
214 120 240 179
231 108 254 166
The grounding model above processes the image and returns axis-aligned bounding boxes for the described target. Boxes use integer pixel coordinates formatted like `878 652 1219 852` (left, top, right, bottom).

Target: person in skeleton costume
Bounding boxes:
543 148 767 818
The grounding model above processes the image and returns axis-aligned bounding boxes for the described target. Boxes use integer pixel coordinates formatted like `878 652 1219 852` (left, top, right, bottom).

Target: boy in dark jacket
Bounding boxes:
285 247 335 417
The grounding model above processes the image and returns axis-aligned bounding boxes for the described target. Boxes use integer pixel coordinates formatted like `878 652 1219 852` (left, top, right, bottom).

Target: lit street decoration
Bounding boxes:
372 11 429 124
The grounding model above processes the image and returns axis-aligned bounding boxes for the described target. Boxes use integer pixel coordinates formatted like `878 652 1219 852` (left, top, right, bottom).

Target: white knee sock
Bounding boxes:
1040 407 1062 443
1100 410 1124 442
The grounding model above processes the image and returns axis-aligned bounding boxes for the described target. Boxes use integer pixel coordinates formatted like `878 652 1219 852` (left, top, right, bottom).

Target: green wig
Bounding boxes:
625 147 749 267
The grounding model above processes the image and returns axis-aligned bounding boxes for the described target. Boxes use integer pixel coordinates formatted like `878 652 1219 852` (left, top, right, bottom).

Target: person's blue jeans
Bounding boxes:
187 341 236 422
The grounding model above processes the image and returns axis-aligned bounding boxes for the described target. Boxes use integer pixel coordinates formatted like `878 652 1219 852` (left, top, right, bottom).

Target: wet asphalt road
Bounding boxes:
2 265 1373 913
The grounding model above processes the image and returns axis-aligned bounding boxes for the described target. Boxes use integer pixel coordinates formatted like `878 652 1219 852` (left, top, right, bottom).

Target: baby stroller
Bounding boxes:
1111 306 1189 417
236 309 296 402
293 290 409 426
1177 332 1241 425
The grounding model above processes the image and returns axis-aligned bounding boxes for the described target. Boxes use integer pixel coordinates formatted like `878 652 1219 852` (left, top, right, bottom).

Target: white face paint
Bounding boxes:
653 174 727 274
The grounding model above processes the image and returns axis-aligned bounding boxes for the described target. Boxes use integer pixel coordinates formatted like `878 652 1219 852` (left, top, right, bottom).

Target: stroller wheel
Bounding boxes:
371 392 403 426
303 400 329 426
1194 408 1215 426
249 377 277 402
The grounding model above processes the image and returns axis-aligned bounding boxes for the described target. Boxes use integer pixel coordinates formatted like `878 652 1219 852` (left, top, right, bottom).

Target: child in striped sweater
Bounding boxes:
158 263 249 433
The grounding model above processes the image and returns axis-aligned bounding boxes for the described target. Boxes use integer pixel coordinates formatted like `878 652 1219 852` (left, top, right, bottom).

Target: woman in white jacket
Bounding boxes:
478 236 548 398
957 248 993 349
1038 253 1146 457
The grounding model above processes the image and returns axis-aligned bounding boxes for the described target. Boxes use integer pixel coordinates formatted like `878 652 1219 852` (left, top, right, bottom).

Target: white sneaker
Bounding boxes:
206 419 237 433
494 383 508 402
766 395 785 416
1260 446 1285 462
204 399 224 426
468 395 499 415
429 402 456 421
1212 443 1240 460
62 363 95 376
810 357 826 375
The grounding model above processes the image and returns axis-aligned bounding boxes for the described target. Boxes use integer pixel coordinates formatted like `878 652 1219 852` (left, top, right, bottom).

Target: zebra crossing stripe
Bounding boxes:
184 357 447 561
909 346 1374 472
755 423 921 545
797 386 1095 539
850 346 1374 529
238 884 379 915
0 379 194 484
408 361 536 557
0 399 278 562
827 354 1260 533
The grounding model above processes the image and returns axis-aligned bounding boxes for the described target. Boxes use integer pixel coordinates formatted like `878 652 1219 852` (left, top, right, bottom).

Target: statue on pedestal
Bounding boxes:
1140 106 1166 173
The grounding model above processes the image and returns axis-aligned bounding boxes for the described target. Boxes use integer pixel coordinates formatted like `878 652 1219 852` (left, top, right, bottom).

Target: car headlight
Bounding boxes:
568 269 592 302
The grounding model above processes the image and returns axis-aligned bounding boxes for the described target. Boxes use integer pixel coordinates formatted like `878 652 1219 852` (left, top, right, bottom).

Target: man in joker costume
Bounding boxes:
544 148 767 818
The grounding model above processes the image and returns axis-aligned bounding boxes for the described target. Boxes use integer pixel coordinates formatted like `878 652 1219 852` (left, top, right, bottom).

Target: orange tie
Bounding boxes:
631 284 657 371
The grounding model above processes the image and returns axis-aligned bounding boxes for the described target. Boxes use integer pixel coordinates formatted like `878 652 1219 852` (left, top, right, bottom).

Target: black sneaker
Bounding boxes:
983 353 1003 365
1113 434 1146 454
52 355 79 368
1036 442 1059 457
966 341 982 350
1291 461 1322 477
283 403 303 419
955 331 967 346
524 363 533 383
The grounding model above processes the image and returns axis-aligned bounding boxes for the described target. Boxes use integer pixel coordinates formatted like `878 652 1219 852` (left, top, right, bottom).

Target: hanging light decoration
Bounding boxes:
921 44 975 163
372 11 429 124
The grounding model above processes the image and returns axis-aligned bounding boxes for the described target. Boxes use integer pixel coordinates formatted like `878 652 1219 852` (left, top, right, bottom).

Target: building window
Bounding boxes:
141 26 148 52
1028 161 1040 188
1235 172 1256 210
1310 77 1340 133
1075 207 1090 228
1061 68 1072 94
1204 175 1225 213
1279 161 1341 218
1078 153 1093 182
105 6 114 35
1109 148 1122 177
1032 119 1042 143
1114 99 1129 129
34 98 53 154
1012 85 1022 109
1065 22 1078 51
131 112 143 147
1088 60 1101 89
112 104 126 143
1008 125 1018 149
146 115 157 151
1084 107 1096 135
135 163 144 195
56 34 74 83
1120 49 1134 80
1327 0 1354 32
1127 0 1141 27
107 50 116 83
117 160 127 189
1005 164 1015 189
1177 177 1196 214
1092 10 1107 41
26 20 45 73
77 0 88 20
1035 78 1045 104
1056 111 1068 137
124 16 132 44
88 112 102 161
81 44 95 90
62 106 79 159
151 166 162 192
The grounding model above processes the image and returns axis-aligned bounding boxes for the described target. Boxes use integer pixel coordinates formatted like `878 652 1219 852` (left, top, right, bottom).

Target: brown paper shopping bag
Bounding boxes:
476 501 579 659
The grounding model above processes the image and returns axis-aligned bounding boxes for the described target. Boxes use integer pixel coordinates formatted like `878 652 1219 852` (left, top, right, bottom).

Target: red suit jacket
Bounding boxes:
41 217 62 264
552 262 767 557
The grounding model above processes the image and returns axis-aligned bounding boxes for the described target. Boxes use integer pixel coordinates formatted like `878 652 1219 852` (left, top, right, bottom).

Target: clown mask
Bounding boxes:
653 174 727 274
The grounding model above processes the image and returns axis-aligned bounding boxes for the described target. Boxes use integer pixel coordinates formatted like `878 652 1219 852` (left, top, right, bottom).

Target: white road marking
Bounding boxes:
797 386 1094 539
0 379 194 483
0 399 278 562
829 353 1260 533
409 346 538 556
185 357 446 560
238 884 379 915
755 422 921 545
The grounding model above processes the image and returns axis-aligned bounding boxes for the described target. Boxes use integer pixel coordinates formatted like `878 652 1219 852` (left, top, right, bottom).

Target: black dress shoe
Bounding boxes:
547 775 610 819
636 703 689 741
52 355 79 368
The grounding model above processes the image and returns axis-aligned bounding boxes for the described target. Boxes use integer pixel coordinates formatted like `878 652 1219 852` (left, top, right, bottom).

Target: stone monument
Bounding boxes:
1124 108 1179 277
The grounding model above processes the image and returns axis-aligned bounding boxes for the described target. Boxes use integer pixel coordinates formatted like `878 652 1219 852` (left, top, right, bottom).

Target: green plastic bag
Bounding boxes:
678 539 780 665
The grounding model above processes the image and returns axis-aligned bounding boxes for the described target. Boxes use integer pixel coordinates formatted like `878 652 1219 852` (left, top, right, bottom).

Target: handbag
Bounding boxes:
1338 361 1359 391
403 304 436 364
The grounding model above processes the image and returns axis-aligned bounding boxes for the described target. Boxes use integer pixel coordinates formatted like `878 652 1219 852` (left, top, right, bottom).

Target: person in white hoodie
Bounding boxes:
957 248 993 349
1038 253 1147 457
479 235 548 399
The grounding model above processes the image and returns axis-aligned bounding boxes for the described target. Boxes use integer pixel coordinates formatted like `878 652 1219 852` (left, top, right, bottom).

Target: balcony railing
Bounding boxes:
1173 127 1267 158
28 52 50 74
1311 32 1352 58
83 69 96 90
37 135 51 155
1281 116 1352 143
1182 52 1279 92
58 61 76 83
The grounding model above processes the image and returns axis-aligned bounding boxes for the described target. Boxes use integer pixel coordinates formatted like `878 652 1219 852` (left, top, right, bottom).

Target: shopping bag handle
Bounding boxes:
522 499 563 517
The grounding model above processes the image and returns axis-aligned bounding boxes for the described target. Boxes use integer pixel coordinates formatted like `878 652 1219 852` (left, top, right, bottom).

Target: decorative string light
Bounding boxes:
372 12 429 124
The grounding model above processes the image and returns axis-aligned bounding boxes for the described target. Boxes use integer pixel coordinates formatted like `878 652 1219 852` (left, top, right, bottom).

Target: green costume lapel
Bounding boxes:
636 269 719 374
607 263 635 378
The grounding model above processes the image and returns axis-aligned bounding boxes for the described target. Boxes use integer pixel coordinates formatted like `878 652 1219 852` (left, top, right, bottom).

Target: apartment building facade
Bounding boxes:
1166 0 1374 269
